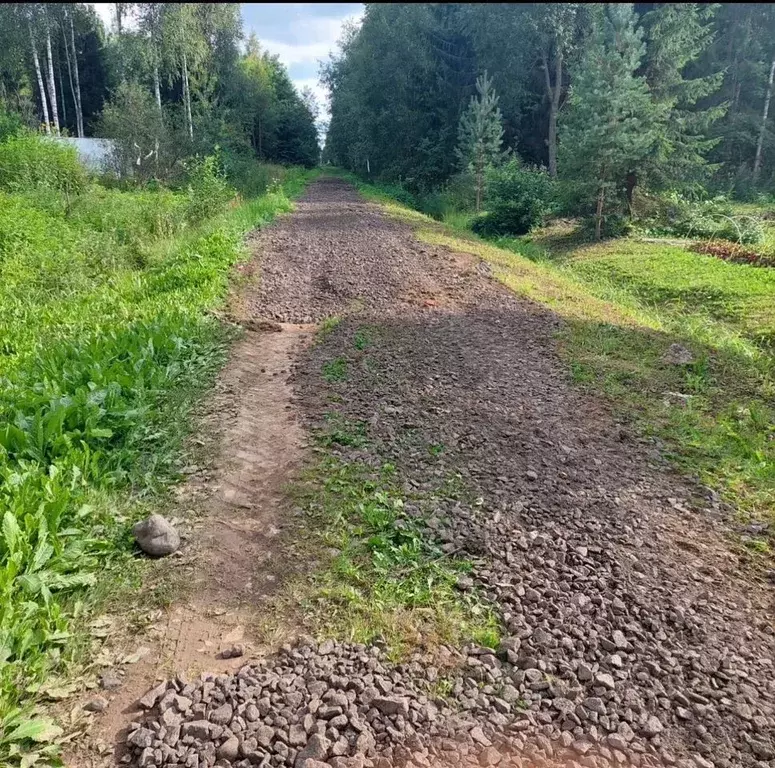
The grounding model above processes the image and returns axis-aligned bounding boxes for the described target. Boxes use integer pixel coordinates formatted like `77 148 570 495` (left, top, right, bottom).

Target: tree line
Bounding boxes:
323 3 775 232
0 3 319 181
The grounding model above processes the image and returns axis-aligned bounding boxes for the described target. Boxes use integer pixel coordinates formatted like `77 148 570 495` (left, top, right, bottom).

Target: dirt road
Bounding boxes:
115 178 774 768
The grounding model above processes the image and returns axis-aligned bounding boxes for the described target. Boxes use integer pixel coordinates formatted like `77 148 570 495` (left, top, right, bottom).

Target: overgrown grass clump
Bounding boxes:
0 134 312 762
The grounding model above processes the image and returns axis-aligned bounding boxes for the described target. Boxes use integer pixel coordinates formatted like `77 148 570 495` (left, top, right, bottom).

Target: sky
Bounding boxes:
90 3 364 121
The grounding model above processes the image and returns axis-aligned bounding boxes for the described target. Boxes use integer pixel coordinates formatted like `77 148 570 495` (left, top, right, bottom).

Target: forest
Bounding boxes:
0 3 320 180
324 3 775 240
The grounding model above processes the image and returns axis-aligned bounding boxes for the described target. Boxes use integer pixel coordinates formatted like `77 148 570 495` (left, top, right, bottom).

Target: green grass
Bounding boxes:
0 158 314 765
343 172 775 537
297 432 500 660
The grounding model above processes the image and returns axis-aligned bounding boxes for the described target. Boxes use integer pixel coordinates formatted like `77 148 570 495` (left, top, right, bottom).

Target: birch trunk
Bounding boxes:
29 17 51 134
62 20 76 131
69 13 84 137
45 15 60 136
182 49 193 141
753 55 775 181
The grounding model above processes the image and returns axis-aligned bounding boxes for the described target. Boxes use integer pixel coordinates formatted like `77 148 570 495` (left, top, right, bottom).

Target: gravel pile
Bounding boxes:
124 638 519 768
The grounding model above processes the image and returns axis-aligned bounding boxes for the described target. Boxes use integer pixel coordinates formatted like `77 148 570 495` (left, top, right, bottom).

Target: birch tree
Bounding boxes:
27 7 51 134
43 6 60 135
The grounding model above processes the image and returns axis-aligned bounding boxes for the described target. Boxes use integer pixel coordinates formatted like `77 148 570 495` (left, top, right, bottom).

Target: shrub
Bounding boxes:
636 191 764 244
183 153 235 223
98 82 188 184
0 133 86 195
472 160 555 236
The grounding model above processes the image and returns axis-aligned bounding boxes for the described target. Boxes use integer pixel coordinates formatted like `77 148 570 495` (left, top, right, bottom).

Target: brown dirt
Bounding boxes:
75 177 774 768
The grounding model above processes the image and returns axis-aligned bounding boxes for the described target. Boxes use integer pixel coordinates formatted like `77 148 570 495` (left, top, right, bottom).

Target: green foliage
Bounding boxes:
455 72 505 210
636 192 764 244
300 431 500 656
560 4 659 234
0 134 87 195
183 153 234 223
472 160 555 236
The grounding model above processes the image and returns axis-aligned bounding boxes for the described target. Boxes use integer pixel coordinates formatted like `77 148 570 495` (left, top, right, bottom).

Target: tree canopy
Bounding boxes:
324 3 775 206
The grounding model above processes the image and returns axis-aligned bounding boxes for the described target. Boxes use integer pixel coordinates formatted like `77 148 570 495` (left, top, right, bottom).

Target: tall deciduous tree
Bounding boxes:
560 3 657 238
455 72 504 211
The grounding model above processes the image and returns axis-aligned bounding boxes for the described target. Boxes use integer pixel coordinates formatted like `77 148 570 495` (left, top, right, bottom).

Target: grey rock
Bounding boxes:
295 734 330 765
132 514 180 557
140 681 169 710
217 736 240 761
83 695 109 713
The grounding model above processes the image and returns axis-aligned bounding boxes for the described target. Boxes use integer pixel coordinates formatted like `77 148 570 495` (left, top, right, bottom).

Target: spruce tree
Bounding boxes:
639 3 725 193
559 3 657 238
455 71 505 212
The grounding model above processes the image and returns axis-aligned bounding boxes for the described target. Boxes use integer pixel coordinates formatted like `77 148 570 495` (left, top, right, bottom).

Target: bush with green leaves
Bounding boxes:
183 154 235 223
636 191 764 244
0 133 86 196
471 160 555 236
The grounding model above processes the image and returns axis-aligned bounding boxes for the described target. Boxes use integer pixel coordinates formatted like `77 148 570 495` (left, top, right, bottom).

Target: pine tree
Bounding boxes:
559 4 658 238
639 3 725 193
455 72 505 212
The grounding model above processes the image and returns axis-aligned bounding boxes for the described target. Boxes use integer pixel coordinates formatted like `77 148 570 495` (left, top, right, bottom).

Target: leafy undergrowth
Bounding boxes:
0 158 314 764
289 326 500 662
346 174 775 548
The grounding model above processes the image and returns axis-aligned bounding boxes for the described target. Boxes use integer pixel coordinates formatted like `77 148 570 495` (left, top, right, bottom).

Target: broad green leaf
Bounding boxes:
7 718 63 744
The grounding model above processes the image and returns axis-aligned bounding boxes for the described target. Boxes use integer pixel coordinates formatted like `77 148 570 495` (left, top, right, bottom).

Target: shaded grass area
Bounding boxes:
0 167 315 764
288 323 500 661
336 172 775 548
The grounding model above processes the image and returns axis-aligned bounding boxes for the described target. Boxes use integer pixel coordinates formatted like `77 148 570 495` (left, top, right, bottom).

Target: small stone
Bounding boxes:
595 673 616 691
257 725 275 748
218 736 240 761
372 697 409 717
470 726 492 747
663 343 694 365
100 671 122 691
128 728 154 749
83 695 109 713
295 733 330 765
220 644 244 659
132 514 180 557
643 716 664 737
209 702 233 725
479 746 501 766
139 681 168 709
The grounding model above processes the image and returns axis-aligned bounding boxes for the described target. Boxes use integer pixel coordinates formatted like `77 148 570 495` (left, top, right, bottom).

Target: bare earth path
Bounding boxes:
111 178 773 768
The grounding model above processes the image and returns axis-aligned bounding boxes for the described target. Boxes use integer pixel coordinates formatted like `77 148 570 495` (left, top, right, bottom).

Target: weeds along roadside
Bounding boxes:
0 135 316 762
329 169 775 554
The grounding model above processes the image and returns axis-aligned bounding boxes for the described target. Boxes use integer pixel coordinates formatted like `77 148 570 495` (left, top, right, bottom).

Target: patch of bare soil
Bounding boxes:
100 178 773 768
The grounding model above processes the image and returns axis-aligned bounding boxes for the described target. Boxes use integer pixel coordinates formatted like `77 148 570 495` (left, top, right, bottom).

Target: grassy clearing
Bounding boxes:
290 322 500 660
340 172 775 550
0 150 314 763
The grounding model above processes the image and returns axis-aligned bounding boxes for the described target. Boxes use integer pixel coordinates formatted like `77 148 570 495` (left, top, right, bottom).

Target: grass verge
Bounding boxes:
333 171 775 551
